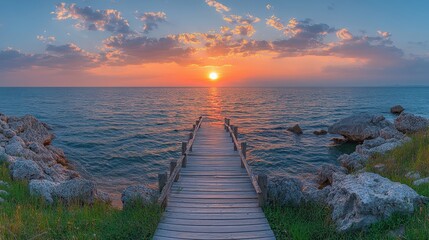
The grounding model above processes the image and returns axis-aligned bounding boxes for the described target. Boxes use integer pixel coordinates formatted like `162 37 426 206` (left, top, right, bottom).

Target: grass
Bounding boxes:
265 130 429 240
0 163 162 240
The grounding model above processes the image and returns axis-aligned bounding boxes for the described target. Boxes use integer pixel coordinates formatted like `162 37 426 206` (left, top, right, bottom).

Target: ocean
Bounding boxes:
1 87 428 205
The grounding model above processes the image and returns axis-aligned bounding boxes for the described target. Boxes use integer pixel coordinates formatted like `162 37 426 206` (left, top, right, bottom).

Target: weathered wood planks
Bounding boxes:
153 120 275 240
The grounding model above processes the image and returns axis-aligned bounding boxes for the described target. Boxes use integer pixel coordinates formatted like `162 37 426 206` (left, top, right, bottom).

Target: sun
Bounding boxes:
208 72 219 81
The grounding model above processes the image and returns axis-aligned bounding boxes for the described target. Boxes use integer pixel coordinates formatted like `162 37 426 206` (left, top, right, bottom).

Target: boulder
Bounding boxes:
53 179 97 205
394 113 429 133
287 124 303 134
7 115 54 145
328 114 392 142
327 172 427 232
5 136 27 156
268 176 304 206
9 159 44 181
29 179 58 204
95 190 112 204
356 137 403 159
338 152 366 172
405 171 421 180
317 164 347 187
0 180 9 187
379 126 405 140
331 137 347 144
413 177 429 186
0 190 8 196
313 130 327 135
390 105 404 114
122 185 156 208
3 129 16 138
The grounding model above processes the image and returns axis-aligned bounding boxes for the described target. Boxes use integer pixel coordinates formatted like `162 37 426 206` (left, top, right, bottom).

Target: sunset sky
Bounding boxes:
1 0 428 86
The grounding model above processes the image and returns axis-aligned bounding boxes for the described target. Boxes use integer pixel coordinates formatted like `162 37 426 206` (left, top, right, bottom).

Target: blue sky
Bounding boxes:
0 0 428 86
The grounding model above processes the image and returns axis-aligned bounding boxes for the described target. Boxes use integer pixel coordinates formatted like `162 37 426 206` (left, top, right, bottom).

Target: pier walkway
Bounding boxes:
153 117 275 239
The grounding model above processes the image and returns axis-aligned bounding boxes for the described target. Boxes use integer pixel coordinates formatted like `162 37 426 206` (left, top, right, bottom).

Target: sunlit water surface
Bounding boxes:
1 87 428 206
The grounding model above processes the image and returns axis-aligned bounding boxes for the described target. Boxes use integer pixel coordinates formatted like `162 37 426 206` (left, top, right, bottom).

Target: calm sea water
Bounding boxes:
1 87 428 205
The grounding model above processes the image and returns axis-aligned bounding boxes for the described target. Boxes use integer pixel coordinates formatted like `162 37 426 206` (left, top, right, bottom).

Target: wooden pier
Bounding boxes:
153 117 275 239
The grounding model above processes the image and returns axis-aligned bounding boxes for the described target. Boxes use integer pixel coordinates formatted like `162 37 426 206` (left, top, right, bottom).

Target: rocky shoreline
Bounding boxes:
0 113 110 205
270 107 429 232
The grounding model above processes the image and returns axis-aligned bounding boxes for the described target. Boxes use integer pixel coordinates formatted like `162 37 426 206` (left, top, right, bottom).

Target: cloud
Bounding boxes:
266 4 272 10
336 28 353 40
377 30 391 39
0 44 98 71
54 3 133 35
205 0 230 13
223 14 260 25
102 34 195 65
36 35 56 44
266 15 284 31
138 11 167 33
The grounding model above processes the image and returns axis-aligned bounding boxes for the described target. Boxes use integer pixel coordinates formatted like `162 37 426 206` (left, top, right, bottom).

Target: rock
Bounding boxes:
122 185 156 208
313 130 327 135
379 126 405 140
5 136 26 156
7 115 54 145
405 171 421 180
268 176 304 206
338 152 366 172
0 190 8 196
3 129 16 138
373 164 386 172
96 190 112 204
327 172 426 232
413 177 429 186
29 179 58 204
390 105 405 114
287 124 303 134
395 113 429 133
9 159 44 181
317 164 347 187
0 113 7 122
328 114 392 142
354 137 405 160
331 137 347 144
53 179 97 205
0 180 9 187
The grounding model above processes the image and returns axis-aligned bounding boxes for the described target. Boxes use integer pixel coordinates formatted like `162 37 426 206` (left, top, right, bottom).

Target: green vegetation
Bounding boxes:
0 163 162 240
265 130 429 240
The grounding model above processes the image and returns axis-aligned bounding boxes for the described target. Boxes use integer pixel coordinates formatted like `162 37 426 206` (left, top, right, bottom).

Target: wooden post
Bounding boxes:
182 142 188 167
196 120 199 126
233 126 238 139
241 142 247 158
230 125 234 138
189 132 193 140
192 124 196 131
182 142 187 155
224 118 227 130
158 172 167 193
257 174 268 207
170 160 179 181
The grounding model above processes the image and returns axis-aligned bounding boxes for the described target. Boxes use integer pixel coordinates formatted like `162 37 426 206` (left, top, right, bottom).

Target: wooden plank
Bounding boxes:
165 207 263 214
167 202 259 208
162 212 268 220
167 198 258 204
154 229 275 239
157 222 272 233
162 218 269 226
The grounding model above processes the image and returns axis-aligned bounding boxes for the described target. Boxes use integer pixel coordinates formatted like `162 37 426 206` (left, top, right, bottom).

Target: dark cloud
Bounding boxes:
0 44 98 71
102 34 195 64
54 3 133 35
138 12 167 33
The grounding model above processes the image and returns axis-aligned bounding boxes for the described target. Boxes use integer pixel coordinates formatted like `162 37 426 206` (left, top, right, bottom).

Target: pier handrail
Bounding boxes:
224 120 263 197
158 116 203 207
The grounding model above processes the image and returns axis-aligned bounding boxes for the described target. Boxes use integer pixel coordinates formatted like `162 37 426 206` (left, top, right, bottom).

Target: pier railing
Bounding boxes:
224 118 268 207
157 116 203 207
